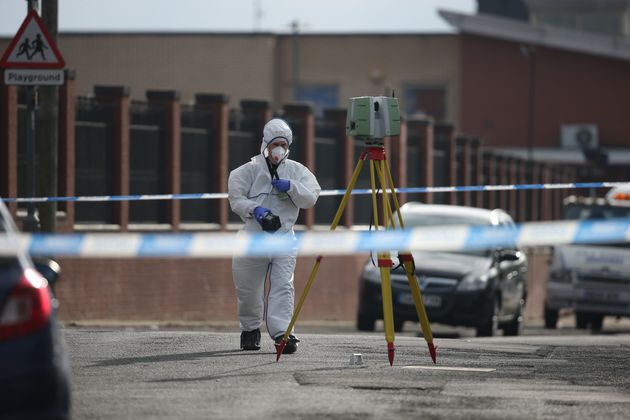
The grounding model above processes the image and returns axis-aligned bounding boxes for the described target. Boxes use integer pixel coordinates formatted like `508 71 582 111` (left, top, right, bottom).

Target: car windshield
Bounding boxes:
403 213 492 228
563 203 630 221
563 203 630 249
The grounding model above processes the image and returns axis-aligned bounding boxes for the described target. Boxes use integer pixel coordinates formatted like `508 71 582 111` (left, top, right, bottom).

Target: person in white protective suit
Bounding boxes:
228 118 321 354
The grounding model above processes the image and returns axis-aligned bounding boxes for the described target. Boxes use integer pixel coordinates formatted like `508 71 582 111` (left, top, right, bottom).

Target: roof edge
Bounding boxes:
439 9 630 62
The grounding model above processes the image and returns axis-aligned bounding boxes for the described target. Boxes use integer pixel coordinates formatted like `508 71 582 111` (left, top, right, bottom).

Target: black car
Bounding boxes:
0 201 71 419
357 203 528 337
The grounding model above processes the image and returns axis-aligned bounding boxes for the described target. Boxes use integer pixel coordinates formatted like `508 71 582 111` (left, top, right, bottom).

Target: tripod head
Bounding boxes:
346 96 401 146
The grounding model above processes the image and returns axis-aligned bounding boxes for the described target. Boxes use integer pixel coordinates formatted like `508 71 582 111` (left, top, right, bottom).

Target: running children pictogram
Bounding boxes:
0 9 65 69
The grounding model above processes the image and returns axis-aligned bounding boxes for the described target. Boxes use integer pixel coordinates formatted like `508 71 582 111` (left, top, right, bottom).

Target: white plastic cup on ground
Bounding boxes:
349 353 363 365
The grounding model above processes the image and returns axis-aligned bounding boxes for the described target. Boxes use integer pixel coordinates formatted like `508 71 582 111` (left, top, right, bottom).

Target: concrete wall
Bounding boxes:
275 34 460 122
0 33 460 122
0 33 278 108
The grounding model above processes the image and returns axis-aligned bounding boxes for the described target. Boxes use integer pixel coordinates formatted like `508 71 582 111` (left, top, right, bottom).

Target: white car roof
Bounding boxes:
400 202 513 226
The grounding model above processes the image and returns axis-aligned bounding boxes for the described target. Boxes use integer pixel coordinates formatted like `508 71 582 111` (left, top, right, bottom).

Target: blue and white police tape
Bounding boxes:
1 218 629 258
2 181 630 203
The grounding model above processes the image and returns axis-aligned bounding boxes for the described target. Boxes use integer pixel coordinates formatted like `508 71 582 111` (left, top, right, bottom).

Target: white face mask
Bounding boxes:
270 145 288 164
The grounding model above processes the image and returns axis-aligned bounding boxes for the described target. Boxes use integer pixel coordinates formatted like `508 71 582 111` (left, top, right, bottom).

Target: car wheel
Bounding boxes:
476 298 499 337
575 312 589 329
544 303 559 329
357 312 376 332
393 318 404 333
503 298 524 336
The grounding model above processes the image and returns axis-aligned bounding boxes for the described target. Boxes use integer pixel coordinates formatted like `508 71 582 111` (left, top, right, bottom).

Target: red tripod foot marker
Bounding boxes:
427 342 437 364
275 340 286 362
387 342 395 366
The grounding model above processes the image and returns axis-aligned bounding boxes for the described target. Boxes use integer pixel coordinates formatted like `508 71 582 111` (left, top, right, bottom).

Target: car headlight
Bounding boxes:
456 274 489 292
361 264 382 284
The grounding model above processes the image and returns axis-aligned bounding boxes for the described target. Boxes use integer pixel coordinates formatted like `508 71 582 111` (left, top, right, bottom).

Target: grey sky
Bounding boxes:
0 0 475 36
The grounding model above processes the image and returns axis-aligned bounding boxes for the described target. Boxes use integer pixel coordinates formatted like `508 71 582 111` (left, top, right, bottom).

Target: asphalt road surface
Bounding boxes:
65 323 630 420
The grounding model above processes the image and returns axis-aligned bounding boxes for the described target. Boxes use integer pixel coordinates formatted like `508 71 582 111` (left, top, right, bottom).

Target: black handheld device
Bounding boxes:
261 212 281 232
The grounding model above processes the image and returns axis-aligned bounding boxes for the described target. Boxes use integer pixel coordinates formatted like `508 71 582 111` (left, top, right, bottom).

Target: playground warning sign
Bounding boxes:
0 9 65 69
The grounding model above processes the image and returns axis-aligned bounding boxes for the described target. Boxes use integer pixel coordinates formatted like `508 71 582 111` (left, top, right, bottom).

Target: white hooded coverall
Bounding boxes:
228 131 320 339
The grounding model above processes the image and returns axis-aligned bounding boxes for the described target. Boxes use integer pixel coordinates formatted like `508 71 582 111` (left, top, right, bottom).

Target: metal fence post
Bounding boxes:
57 69 75 231
434 123 457 205
407 116 434 205
323 108 354 228
283 103 315 229
390 117 408 206
456 136 472 207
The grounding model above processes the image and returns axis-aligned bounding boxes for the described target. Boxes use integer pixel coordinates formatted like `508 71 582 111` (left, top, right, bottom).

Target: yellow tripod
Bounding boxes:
275 145 437 365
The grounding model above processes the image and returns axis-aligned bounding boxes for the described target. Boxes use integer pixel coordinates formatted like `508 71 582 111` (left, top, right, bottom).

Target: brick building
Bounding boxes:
442 9 630 181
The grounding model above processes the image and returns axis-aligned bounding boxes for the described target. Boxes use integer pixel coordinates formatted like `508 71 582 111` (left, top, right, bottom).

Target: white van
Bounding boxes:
544 186 630 330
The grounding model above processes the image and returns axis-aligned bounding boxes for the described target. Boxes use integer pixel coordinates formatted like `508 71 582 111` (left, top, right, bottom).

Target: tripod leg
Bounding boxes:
374 164 398 230
399 254 437 363
384 159 405 228
330 155 366 230
275 155 367 361
371 160 396 365
383 159 437 363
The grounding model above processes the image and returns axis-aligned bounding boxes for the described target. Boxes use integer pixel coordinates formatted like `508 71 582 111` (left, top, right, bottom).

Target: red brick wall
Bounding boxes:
54 251 548 325
55 255 368 323
460 34 630 148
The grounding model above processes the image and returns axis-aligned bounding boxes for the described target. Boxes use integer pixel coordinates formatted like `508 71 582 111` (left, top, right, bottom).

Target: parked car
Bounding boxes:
357 203 528 336
544 187 630 330
0 201 71 419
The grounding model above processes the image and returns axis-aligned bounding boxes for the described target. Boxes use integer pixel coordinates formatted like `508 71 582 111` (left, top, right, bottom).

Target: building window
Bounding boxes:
295 84 338 117
404 85 447 121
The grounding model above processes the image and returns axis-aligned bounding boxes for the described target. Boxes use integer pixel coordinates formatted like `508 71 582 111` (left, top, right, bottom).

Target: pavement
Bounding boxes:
62 312 630 336
65 319 630 420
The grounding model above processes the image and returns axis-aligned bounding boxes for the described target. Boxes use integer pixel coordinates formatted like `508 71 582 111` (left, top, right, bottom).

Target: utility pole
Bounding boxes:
22 0 40 232
253 0 263 32
37 0 59 232
291 20 300 101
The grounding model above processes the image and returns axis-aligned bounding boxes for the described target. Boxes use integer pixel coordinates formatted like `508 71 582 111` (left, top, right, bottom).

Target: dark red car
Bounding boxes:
0 201 71 419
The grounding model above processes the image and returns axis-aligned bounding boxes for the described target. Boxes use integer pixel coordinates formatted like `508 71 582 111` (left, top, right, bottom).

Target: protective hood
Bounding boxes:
260 118 293 154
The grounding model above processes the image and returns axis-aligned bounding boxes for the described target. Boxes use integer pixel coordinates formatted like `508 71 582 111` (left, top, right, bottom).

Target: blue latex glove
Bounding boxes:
272 179 290 193
253 206 271 225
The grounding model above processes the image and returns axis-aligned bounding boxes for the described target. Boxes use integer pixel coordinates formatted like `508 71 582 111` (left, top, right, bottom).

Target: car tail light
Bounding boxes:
0 268 52 341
